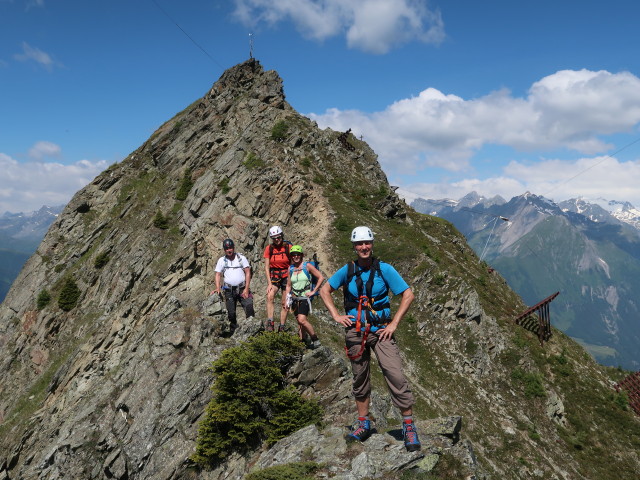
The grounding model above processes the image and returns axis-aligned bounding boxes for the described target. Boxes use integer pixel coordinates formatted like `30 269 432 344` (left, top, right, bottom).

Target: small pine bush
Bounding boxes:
192 334 323 467
153 211 169 229
271 120 288 141
94 251 110 269
176 167 194 201
58 277 81 312
244 152 265 170
36 289 51 310
218 177 230 194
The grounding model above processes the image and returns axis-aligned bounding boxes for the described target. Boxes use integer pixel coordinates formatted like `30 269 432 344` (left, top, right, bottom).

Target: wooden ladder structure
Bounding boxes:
515 292 560 346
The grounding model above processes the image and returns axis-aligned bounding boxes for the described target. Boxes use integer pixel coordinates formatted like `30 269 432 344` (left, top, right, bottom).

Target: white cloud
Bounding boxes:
0 151 109 213
14 42 59 70
401 156 640 208
232 0 444 54
309 69 640 173
28 141 61 160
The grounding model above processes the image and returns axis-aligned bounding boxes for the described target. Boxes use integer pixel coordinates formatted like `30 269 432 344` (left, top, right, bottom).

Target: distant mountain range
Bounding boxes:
0 205 63 302
411 192 640 370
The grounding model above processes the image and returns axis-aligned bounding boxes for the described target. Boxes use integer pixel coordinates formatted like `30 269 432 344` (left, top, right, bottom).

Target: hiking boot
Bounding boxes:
346 418 372 443
265 319 274 332
403 421 421 452
309 339 322 350
278 324 286 333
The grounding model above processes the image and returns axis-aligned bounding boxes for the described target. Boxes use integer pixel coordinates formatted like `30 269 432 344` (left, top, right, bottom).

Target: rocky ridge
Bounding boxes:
0 60 639 479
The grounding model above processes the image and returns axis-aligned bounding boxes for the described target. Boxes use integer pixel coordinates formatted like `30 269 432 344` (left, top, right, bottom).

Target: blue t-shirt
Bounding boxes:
328 260 409 331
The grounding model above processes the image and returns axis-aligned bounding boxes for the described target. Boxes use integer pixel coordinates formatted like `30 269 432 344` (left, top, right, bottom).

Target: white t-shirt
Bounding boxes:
215 253 250 287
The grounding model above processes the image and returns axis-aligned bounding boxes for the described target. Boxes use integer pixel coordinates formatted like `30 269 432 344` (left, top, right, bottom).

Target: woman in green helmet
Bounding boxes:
283 245 324 349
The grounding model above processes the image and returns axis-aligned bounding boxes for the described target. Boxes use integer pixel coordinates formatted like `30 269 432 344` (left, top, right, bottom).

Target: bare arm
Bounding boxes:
242 266 251 298
264 256 271 283
214 271 222 295
283 275 292 309
319 282 354 327
306 263 324 297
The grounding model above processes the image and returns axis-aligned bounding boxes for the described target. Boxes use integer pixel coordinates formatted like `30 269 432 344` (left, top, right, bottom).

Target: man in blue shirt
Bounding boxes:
320 226 421 452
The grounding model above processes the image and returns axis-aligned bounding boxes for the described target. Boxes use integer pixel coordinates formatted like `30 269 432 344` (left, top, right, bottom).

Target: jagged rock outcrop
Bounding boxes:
1 60 639 480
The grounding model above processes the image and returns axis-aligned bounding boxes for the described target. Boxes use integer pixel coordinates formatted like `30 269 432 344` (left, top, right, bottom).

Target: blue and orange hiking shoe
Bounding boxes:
346 417 372 443
403 420 421 452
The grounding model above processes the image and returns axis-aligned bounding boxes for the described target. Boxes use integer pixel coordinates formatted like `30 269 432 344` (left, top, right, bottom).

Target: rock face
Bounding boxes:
1 60 639 480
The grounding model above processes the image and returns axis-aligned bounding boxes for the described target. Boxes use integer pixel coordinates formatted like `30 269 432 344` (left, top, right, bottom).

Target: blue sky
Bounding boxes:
2 0 640 213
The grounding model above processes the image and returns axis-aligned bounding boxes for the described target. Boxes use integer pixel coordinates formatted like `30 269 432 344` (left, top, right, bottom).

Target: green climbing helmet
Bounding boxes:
290 245 303 255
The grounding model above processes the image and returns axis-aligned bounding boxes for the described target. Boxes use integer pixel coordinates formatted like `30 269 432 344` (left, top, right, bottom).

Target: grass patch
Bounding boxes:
246 461 322 480
511 368 546 398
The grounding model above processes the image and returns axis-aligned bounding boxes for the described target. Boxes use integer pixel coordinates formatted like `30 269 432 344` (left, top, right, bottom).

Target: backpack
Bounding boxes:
268 241 292 267
222 253 245 273
288 253 321 298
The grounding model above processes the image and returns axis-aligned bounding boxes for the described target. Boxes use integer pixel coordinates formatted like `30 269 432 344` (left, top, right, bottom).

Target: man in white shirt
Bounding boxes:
214 239 254 332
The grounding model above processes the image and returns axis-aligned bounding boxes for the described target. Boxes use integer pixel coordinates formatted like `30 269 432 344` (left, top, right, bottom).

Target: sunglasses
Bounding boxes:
271 235 283 241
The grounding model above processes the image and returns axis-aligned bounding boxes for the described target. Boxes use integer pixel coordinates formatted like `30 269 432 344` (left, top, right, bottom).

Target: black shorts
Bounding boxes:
270 276 288 290
292 298 311 316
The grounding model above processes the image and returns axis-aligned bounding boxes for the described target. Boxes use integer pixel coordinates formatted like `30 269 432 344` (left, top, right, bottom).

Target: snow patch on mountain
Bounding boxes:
570 197 640 231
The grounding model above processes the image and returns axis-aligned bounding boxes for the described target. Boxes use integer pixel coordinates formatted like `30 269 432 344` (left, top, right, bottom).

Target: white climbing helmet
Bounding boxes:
351 226 374 242
269 225 283 238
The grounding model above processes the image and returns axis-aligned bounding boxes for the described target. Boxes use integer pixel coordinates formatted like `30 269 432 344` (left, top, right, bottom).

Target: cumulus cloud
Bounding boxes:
232 0 444 54
309 69 640 173
0 150 109 213
14 42 59 70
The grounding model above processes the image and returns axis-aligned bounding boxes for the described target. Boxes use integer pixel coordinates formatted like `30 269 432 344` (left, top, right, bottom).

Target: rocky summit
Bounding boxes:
0 59 638 480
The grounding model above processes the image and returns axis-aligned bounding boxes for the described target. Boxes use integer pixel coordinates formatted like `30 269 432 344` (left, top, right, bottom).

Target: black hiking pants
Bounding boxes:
223 285 254 325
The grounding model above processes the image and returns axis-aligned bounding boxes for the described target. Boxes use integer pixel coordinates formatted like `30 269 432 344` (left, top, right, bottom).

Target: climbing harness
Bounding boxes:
343 258 390 360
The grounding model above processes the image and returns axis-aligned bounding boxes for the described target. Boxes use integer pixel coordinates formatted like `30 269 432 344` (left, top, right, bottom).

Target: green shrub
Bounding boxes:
511 368 546 398
334 217 350 232
192 334 323 467
613 390 629 410
551 351 572 377
36 289 51 310
244 152 265 170
153 211 169 229
176 167 194 201
300 157 312 168
58 277 81 312
218 177 230 194
246 461 321 480
94 251 110 269
271 120 288 141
